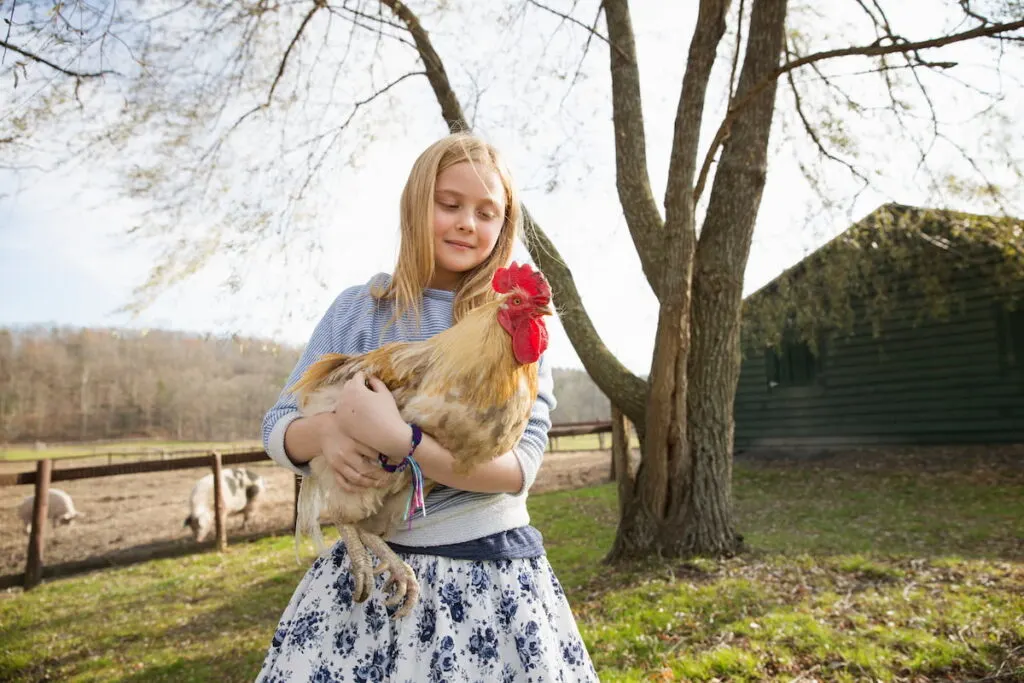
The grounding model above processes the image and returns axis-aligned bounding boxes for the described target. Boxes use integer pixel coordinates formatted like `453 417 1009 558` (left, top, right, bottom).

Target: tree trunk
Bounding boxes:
607 0 787 561
607 293 693 559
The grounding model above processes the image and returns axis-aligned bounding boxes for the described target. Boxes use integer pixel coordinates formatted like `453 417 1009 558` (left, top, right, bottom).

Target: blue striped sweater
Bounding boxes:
261 273 555 554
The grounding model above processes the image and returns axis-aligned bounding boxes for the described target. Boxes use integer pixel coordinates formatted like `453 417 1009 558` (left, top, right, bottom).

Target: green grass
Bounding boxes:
2 455 1022 681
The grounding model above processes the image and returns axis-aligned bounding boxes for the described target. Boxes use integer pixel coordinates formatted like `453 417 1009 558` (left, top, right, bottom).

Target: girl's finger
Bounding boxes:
343 463 378 489
354 441 380 462
360 457 385 480
333 470 357 494
366 376 389 393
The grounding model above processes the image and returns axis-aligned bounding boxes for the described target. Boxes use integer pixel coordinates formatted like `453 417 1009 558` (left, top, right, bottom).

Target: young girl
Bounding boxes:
256 132 599 682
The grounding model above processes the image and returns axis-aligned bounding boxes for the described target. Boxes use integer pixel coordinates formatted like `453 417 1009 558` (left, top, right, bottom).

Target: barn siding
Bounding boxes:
734 273 1024 449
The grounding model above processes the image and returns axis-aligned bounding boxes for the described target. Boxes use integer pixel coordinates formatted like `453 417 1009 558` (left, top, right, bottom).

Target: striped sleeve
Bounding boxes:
512 353 557 495
260 293 348 476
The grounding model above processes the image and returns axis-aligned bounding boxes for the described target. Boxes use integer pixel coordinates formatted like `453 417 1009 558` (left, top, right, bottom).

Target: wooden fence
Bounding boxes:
1 420 614 590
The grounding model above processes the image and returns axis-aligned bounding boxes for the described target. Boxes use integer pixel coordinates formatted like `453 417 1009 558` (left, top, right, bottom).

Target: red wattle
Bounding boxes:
512 317 548 364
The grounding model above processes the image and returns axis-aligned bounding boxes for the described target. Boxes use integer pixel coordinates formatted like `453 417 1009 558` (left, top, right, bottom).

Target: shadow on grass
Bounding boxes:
731 449 1024 563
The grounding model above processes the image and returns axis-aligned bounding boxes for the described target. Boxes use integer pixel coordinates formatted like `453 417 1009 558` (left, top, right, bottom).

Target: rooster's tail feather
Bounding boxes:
293 467 330 564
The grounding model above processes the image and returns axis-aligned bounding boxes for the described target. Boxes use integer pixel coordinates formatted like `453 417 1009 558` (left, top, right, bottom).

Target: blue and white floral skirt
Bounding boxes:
255 541 600 682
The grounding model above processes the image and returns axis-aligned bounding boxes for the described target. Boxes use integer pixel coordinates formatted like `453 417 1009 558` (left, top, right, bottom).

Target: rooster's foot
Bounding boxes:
359 530 421 619
339 524 374 603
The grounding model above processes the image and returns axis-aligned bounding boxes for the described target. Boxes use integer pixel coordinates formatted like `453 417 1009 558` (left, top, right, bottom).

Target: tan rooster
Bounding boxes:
289 262 553 618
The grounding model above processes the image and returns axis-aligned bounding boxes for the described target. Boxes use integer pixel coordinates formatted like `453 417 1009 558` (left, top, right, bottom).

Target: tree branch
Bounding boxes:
727 0 746 105
603 0 667 299
379 0 466 131
266 0 327 106
783 44 871 191
0 38 117 79
526 0 626 59
522 209 648 424
558 2 605 112
693 16 1024 204
663 0 729 249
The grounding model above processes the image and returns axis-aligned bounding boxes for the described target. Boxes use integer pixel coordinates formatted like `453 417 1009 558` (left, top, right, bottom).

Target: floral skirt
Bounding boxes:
256 541 599 682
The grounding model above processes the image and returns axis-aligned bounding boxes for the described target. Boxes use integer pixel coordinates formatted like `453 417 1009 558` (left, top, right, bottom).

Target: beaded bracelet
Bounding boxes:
378 424 426 527
377 424 422 473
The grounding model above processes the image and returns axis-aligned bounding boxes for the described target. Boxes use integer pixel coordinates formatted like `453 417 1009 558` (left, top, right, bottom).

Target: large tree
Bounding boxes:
3 0 1023 559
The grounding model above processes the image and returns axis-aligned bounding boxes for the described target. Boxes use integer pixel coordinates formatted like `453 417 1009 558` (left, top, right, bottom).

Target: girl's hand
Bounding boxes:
314 413 387 493
333 371 413 460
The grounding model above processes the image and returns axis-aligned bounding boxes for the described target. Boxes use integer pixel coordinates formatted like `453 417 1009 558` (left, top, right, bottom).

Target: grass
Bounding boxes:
2 453 1022 681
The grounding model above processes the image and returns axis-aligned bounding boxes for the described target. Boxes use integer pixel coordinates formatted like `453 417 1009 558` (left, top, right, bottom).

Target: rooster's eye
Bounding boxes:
512 296 522 305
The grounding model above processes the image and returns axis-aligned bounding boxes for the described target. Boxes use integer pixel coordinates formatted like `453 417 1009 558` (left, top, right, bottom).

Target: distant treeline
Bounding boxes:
0 326 608 444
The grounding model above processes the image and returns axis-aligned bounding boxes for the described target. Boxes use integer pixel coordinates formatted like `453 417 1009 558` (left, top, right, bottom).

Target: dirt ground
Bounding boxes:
0 450 616 578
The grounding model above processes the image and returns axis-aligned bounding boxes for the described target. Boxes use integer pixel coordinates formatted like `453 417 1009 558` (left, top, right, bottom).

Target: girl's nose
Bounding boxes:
456 211 476 232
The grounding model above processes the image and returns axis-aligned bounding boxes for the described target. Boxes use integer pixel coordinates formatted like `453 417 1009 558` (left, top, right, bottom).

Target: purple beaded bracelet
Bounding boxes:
377 424 423 472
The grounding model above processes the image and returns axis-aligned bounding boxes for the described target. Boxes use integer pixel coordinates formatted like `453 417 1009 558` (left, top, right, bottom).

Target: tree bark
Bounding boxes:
610 404 633 517
602 0 667 295
607 0 735 562
679 0 788 556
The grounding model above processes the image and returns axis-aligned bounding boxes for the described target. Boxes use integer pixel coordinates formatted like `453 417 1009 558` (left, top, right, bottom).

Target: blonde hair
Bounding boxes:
374 131 522 326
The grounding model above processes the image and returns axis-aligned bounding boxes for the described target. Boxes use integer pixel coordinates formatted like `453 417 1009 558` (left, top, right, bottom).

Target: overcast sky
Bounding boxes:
2 2 1020 375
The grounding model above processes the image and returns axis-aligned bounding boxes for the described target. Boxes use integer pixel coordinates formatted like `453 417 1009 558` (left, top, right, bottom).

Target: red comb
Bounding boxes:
492 262 551 302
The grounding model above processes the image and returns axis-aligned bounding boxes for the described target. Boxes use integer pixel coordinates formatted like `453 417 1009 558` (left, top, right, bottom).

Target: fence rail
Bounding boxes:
2 420 615 590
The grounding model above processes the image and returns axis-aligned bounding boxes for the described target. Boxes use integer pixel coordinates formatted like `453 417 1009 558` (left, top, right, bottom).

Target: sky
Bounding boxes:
1 2 1020 376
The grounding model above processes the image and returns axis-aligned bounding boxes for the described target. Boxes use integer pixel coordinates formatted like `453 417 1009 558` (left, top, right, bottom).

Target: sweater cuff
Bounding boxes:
266 412 312 477
512 445 542 496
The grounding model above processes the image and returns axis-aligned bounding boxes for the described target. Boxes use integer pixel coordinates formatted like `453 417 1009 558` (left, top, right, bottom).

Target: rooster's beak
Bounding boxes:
539 301 555 316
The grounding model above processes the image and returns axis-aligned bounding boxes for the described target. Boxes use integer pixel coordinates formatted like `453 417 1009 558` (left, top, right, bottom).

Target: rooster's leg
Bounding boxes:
358 530 421 619
338 524 374 603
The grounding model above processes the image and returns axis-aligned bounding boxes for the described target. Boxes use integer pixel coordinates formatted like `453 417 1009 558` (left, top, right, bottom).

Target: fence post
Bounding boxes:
211 451 227 552
293 474 302 532
610 406 633 515
24 459 53 590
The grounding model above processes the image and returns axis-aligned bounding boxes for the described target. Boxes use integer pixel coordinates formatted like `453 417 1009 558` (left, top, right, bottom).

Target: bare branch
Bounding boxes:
603 0 667 296
266 0 327 106
694 16 1024 203
291 69 424 201
664 0 729 234
526 0 626 59
727 0 746 105
783 46 871 193
0 38 117 79
379 0 465 130
557 1 603 111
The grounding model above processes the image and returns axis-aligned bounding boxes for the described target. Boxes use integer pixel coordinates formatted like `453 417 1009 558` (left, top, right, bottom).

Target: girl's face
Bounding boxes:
429 160 506 290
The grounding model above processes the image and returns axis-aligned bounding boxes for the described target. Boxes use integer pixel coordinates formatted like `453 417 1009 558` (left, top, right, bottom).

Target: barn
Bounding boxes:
734 203 1024 449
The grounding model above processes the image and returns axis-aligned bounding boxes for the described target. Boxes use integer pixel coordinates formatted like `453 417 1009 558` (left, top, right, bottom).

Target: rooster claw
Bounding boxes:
340 525 374 604
380 560 420 619
360 531 421 619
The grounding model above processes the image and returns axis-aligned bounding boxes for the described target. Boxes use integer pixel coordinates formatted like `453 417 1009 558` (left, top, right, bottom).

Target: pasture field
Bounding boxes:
0 449 617 577
1 447 1021 681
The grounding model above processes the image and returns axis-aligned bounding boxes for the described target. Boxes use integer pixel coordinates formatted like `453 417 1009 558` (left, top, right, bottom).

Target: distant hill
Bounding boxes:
0 325 608 444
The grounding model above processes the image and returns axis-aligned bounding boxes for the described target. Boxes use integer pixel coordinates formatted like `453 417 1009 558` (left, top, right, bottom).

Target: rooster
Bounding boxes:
288 261 553 618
